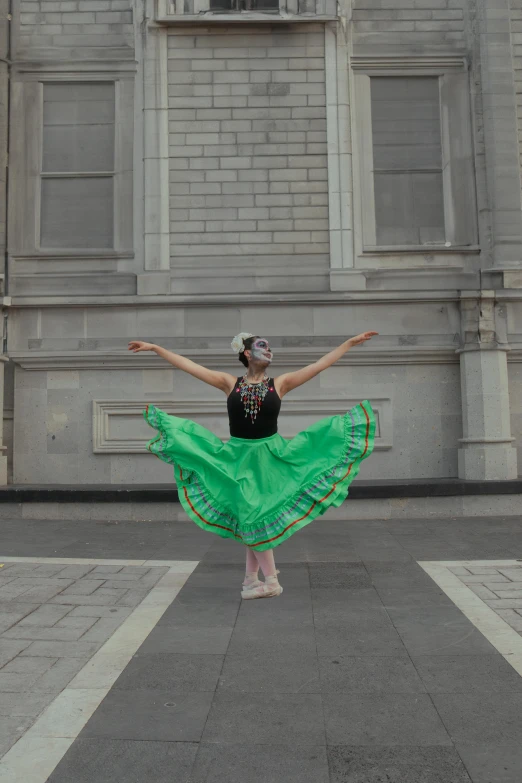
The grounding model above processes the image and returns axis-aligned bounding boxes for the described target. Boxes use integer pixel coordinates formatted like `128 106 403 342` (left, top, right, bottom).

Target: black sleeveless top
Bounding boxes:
227 377 281 439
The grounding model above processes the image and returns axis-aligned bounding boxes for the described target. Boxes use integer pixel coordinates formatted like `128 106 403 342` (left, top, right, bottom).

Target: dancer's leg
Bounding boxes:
245 546 259 576
242 547 262 592
241 546 283 600
252 548 277 578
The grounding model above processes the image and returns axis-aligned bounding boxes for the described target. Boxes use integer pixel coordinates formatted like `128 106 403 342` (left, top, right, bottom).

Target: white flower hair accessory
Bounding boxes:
231 332 254 354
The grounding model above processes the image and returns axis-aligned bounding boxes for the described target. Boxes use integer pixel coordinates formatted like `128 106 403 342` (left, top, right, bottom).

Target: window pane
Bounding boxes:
42 83 115 173
209 0 278 8
371 76 445 245
374 171 445 246
371 77 442 171
40 177 113 249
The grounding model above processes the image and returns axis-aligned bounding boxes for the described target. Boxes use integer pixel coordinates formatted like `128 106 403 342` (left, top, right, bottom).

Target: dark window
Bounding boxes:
371 76 445 246
209 0 279 11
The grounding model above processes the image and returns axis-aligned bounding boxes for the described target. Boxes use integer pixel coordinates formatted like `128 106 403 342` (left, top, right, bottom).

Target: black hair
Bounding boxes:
238 335 258 368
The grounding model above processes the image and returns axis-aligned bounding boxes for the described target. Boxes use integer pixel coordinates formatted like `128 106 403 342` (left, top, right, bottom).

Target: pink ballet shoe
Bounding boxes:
241 570 283 600
241 571 263 598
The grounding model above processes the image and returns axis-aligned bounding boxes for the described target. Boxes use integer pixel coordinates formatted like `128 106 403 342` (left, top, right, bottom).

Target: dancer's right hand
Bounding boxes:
128 341 156 353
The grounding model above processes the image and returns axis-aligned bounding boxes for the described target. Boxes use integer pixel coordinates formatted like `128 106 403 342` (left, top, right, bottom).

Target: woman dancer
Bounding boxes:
128 331 377 599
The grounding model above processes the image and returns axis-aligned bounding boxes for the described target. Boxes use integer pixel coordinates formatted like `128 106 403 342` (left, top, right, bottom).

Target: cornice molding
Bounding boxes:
8 291 467 308
9 347 461 370
350 55 468 72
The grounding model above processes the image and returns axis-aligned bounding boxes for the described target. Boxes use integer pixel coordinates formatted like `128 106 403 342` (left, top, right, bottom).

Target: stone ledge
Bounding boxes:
0 478 521 503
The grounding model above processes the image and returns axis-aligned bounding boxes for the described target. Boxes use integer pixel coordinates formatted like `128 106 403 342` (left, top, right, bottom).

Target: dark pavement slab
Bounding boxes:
2 514 522 782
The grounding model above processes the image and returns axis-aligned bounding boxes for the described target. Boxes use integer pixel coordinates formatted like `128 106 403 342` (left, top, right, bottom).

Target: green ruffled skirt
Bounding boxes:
144 401 375 551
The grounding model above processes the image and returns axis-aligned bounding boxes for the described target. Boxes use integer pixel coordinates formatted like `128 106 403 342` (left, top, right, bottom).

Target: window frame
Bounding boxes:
156 0 338 20
39 81 117 252
11 69 134 259
351 57 478 257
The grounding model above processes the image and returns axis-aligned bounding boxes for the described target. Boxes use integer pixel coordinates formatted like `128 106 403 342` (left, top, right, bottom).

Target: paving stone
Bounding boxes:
411 654 522 693
327 745 472 783
495 609 522 631
1 655 58 675
362 563 438 590
89 566 125 575
55 616 98 632
484 598 522 608
67 606 133 620
17 583 70 601
2 625 93 642
79 617 127 642
30 657 89 693
218 650 320 693
53 565 97 579
138 625 234 655
0 671 43 691
323 691 452 746
0 611 28 631
97 579 143 590
318 655 426 694
191 743 330 783
115 589 150 607
47 738 198 783
81 689 214 742
113 653 224 693
385 606 498 656
49 593 125 606
0 639 32 666
466 567 502 575
18 604 73 627
0 715 34 756
448 567 471 575
0 691 56 717
308 563 371 589
431 691 522 743
119 567 153 577
0 582 36 600
488 582 522 593
20 640 101 658
496 568 522 580
468 584 499 600
376 587 454 609
59 580 106 596
32 565 75 577
227 617 316 655
311 587 384 612
202 691 325 745
455 742 522 783
314 609 409 657
159 595 240 628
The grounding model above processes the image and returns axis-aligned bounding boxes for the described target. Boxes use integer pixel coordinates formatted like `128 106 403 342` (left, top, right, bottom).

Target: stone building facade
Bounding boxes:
1 0 521 485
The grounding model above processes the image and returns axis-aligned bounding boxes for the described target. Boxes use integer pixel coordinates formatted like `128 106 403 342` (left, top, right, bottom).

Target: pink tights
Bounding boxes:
245 546 277 579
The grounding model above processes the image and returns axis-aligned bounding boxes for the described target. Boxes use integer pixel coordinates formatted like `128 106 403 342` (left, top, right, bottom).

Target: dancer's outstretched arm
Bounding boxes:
128 341 236 394
275 331 378 398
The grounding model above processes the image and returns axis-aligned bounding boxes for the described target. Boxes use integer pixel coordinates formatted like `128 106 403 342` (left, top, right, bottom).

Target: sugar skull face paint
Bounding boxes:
251 338 273 363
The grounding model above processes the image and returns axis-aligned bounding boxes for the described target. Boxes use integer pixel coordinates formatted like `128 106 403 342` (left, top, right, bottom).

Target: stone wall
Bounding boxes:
168 26 330 294
9 298 464 483
351 0 467 51
17 0 134 58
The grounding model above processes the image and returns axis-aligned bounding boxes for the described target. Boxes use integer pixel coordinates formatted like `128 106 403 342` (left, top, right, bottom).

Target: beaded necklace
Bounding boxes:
236 373 273 424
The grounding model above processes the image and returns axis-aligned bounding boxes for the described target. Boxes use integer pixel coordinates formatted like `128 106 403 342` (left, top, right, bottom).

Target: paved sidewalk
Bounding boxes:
0 515 522 781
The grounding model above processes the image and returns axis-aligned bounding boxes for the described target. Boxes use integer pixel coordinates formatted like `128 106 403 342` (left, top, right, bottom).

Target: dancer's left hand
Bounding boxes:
348 331 378 347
